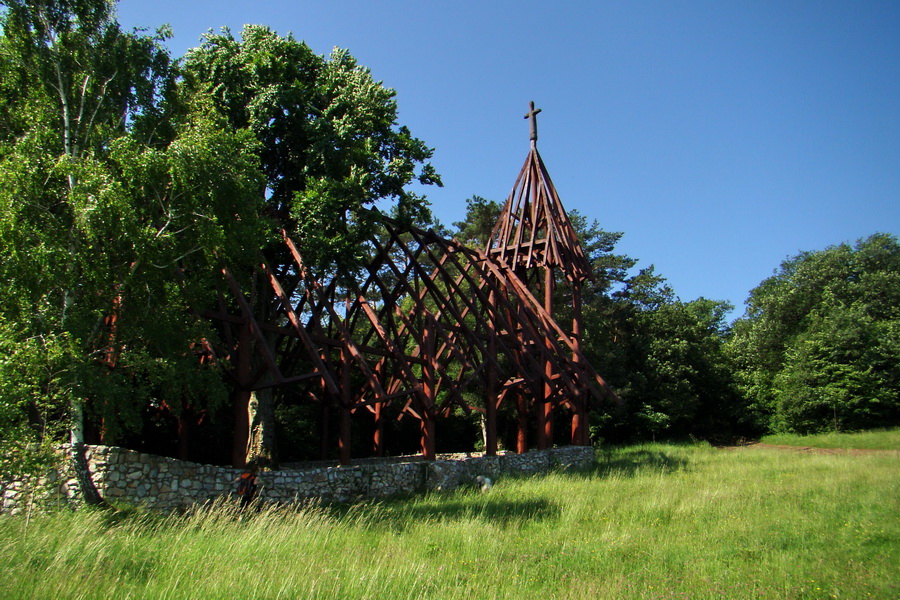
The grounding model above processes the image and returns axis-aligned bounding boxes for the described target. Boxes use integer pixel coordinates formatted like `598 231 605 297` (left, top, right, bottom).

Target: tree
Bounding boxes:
0 0 267 477
181 25 440 274
583 256 745 444
729 233 900 433
452 196 502 248
628 297 742 440
180 25 441 466
0 6 441 471
772 300 900 433
552 219 744 443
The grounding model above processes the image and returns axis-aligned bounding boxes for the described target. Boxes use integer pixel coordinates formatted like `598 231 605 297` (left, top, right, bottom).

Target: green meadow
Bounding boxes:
761 428 900 451
1 433 897 599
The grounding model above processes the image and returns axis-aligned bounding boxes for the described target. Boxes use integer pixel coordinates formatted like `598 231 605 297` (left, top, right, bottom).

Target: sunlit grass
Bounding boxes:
761 427 900 450
1 439 897 599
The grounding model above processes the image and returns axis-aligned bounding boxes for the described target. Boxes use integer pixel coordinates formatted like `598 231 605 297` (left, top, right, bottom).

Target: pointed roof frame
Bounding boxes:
487 109 592 283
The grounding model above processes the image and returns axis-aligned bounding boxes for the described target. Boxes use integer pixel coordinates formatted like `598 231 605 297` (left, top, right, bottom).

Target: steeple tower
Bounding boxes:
486 102 595 450
488 103 591 282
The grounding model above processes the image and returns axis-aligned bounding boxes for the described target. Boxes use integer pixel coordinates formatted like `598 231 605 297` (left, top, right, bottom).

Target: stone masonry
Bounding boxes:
1 445 594 514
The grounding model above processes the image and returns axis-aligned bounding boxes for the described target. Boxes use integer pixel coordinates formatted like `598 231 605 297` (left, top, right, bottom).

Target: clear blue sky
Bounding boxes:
117 0 900 321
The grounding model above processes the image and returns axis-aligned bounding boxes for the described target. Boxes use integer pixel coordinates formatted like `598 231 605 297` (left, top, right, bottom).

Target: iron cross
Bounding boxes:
524 101 542 143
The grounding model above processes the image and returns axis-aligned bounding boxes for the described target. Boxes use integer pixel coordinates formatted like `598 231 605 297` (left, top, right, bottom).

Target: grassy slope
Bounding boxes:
760 428 900 450
1 440 897 599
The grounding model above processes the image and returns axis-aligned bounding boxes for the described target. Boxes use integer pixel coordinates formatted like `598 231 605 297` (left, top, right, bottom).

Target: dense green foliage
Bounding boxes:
181 24 440 273
729 234 900 434
0 0 439 468
452 195 501 248
0 0 268 473
575 238 743 442
1 441 897 598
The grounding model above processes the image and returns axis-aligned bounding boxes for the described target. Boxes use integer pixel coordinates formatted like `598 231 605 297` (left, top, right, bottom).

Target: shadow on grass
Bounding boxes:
371 496 560 530
88 500 168 530
592 447 691 479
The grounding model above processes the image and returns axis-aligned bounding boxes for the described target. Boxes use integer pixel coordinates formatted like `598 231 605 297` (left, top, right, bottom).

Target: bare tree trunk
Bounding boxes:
69 444 105 507
247 386 278 468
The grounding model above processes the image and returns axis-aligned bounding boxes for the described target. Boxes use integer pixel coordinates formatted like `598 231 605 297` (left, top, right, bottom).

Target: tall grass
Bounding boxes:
761 427 900 450
1 441 897 599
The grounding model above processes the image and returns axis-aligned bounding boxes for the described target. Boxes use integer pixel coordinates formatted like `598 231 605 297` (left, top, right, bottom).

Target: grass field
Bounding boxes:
760 428 900 450
1 434 897 599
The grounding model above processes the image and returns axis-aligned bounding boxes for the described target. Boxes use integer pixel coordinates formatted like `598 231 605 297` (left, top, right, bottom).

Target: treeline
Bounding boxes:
1 2 897 474
729 232 900 434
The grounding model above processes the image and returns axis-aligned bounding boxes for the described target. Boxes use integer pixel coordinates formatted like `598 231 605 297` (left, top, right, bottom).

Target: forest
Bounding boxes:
1 0 898 476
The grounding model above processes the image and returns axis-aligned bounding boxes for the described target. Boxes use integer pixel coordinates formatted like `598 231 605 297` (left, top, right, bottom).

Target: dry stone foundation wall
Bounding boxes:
1 445 594 514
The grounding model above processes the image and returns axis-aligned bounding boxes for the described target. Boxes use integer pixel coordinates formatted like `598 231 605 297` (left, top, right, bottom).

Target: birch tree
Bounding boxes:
0 0 266 478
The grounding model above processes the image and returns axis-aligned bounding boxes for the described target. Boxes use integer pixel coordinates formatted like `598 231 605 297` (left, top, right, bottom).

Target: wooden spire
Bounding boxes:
488 104 592 282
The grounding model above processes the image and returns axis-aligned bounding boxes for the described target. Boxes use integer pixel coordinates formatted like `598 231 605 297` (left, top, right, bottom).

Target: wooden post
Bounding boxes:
570 279 588 446
320 398 330 461
485 291 499 456
373 401 384 457
421 418 436 461
538 266 555 449
512 268 529 455
231 322 252 468
421 316 437 461
339 345 352 465
516 389 528 454
320 351 330 460
536 382 548 451
372 360 386 456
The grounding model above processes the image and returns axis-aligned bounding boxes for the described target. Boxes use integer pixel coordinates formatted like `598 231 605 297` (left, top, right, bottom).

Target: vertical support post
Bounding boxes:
421 315 437 461
538 266 554 449
231 322 252 468
571 405 585 445
319 353 330 460
570 279 589 446
516 389 528 454
536 382 548 451
339 345 352 465
512 268 529 455
421 417 436 461
485 292 498 456
373 401 384 457
320 398 330 460
373 361 385 456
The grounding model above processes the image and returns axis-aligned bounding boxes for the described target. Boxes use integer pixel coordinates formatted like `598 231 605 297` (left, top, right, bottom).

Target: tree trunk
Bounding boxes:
69 443 105 507
247 386 278 468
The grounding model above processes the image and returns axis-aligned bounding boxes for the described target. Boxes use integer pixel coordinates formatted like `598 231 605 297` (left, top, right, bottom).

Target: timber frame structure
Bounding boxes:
211 103 617 465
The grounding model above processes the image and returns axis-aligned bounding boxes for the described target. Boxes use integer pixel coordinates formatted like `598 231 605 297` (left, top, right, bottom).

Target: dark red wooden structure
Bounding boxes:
212 103 617 465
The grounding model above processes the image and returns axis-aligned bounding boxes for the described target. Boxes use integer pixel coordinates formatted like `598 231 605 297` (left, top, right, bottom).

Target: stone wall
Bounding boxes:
1 445 594 514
